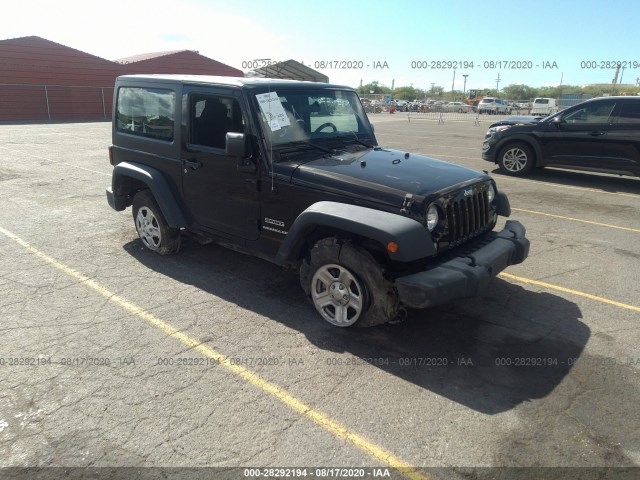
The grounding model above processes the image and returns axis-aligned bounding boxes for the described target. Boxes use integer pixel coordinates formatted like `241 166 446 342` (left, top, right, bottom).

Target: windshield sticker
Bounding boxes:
256 92 290 131
269 119 281 131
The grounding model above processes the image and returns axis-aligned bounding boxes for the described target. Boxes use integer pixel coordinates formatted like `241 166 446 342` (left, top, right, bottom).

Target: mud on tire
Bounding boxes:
300 238 400 327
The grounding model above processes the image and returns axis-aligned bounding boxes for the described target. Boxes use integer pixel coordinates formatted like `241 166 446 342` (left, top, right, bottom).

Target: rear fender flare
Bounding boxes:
112 161 188 228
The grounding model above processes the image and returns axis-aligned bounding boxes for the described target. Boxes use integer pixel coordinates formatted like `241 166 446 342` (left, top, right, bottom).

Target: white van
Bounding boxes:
531 98 558 116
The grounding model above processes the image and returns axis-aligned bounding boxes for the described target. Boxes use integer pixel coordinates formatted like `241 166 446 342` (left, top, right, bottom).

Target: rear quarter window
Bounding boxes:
116 87 175 141
614 102 640 124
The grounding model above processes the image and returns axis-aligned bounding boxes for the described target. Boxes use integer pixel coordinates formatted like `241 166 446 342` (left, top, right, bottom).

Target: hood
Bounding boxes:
489 115 543 127
285 147 490 208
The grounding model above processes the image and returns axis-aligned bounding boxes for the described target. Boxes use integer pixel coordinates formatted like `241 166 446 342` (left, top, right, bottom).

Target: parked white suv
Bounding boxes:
477 97 512 114
531 97 558 116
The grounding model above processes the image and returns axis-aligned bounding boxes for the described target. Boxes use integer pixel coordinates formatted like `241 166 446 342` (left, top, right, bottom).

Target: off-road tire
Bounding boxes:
132 190 181 255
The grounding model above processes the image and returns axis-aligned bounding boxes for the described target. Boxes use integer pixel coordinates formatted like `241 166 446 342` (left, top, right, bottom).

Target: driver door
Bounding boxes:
181 89 260 240
538 100 615 169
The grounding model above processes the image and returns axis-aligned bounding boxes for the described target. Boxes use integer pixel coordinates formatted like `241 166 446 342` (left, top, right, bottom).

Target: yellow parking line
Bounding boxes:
0 225 429 480
512 207 640 233
499 272 640 313
499 175 640 199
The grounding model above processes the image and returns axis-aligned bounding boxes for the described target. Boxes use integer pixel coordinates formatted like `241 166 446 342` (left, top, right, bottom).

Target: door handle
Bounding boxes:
183 158 203 170
589 131 605 136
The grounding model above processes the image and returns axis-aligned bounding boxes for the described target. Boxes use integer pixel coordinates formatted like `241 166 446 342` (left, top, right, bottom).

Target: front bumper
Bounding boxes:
395 220 529 309
481 138 498 162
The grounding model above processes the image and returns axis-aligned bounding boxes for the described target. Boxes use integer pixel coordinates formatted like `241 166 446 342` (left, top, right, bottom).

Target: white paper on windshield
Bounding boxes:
255 92 290 131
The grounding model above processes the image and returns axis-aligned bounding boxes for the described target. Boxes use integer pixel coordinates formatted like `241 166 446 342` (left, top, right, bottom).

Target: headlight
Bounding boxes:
486 125 511 136
487 184 496 203
426 204 439 231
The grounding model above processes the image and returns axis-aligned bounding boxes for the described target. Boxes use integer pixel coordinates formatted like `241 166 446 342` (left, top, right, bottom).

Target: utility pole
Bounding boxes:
559 72 563 96
495 73 501 93
462 74 468 95
451 69 456 97
612 63 621 85
612 63 621 94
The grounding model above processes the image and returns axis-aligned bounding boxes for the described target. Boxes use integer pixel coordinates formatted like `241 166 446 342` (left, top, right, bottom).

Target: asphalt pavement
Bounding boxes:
0 117 638 480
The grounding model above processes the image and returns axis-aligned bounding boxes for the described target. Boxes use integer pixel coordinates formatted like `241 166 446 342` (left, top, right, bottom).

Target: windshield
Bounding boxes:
253 88 373 148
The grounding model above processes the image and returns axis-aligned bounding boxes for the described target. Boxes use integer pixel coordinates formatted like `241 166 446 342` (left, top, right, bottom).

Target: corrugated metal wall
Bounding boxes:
0 36 242 121
119 50 243 77
0 36 123 121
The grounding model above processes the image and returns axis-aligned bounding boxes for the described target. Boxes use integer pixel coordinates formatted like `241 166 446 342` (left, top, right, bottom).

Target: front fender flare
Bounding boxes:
275 201 436 266
494 135 543 167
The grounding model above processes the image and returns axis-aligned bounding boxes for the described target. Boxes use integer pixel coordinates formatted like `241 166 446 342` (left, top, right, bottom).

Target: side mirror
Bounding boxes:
226 132 255 173
551 116 565 126
226 132 246 157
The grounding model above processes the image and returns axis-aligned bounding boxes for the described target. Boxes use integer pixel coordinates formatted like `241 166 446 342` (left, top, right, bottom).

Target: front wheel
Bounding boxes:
310 263 366 326
300 238 400 327
132 190 181 255
497 143 535 176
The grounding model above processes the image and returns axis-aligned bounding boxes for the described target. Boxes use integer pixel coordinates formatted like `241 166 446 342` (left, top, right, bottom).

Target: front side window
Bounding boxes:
116 87 175 141
190 95 244 149
564 101 615 124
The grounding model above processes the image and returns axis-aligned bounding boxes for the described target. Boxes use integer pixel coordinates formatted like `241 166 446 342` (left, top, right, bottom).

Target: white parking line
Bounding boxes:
0 145 111 177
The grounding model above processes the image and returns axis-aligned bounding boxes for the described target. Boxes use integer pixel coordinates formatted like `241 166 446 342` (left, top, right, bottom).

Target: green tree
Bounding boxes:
501 84 538 100
392 86 422 100
356 81 391 95
428 85 444 96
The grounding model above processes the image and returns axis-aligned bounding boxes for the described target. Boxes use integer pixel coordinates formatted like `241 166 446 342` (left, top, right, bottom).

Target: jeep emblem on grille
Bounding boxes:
463 189 473 197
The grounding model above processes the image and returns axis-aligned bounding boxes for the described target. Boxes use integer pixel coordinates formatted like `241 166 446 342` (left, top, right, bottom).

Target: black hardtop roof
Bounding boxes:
115 74 353 91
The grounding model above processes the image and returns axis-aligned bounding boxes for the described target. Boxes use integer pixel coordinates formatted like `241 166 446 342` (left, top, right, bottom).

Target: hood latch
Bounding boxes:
400 193 414 215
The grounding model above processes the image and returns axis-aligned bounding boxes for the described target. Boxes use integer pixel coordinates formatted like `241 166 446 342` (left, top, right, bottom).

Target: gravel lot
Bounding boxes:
0 115 638 480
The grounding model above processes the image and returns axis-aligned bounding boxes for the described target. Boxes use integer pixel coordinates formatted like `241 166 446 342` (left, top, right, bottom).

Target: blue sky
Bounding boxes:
4 0 640 91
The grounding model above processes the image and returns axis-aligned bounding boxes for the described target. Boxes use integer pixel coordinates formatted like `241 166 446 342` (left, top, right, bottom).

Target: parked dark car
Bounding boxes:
482 96 640 177
107 75 529 327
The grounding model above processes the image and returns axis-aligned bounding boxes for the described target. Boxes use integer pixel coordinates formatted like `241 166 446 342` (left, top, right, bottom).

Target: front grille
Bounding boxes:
445 189 491 247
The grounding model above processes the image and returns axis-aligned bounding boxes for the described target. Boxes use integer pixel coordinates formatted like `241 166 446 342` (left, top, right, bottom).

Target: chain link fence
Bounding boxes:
0 84 114 121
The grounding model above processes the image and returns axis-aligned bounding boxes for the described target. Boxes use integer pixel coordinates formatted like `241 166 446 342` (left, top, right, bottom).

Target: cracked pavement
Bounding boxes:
0 119 638 478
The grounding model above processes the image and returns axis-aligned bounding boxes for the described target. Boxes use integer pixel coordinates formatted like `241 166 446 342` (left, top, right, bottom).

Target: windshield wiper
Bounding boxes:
329 135 374 149
277 140 334 153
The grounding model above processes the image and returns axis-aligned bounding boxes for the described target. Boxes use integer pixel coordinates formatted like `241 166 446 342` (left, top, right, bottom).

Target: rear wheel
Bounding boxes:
300 238 400 327
132 190 181 255
498 143 535 176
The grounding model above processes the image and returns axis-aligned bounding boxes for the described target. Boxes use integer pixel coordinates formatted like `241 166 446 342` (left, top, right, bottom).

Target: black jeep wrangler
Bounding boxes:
107 75 529 327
